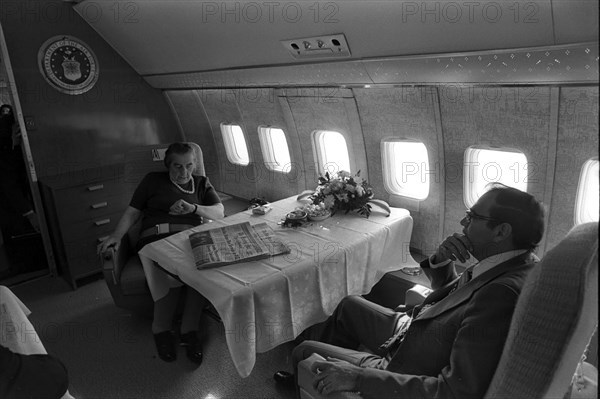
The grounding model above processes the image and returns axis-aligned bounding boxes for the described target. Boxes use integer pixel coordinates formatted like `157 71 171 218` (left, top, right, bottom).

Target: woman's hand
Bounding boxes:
169 199 195 215
97 236 120 254
96 206 141 254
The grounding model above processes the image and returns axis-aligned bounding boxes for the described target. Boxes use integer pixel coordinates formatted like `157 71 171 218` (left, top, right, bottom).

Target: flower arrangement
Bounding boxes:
305 170 375 218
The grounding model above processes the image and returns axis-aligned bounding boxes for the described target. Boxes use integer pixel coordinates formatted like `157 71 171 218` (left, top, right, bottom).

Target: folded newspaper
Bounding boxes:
189 222 290 269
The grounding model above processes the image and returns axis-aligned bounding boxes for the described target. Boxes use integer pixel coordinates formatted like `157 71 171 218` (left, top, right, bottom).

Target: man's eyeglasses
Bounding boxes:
465 209 501 223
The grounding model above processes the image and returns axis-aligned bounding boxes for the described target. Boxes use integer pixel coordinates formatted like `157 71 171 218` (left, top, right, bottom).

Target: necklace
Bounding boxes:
170 177 195 194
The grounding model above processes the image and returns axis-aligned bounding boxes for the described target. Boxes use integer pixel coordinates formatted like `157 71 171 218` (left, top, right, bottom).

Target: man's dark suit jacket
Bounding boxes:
356 252 538 399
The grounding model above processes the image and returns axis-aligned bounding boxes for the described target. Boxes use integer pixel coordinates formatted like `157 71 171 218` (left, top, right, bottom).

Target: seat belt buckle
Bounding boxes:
156 223 170 235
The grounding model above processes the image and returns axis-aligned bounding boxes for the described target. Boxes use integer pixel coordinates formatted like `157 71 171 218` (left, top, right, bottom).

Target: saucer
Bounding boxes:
308 211 331 221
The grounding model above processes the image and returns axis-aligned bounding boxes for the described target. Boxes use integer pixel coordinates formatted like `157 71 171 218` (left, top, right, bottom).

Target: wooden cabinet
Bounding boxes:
40 165 129 288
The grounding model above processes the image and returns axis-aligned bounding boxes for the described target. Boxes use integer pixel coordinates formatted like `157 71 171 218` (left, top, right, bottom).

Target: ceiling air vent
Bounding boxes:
282 34 351 60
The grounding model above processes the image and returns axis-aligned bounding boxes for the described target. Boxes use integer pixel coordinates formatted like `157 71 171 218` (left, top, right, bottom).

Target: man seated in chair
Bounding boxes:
98 142 224 365
274 183 545 398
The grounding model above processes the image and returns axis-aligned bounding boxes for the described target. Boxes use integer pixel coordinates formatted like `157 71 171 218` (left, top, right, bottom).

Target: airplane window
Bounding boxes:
464 147 528 208
382 140 430 200
220 124 249 166
314 130 350 175
574 158 599 225
258 126 291 173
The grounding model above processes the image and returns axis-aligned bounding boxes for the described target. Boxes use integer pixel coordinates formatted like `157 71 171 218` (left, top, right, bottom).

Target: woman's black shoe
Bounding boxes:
273 370 295 387
153 331 177 362
180 331 203 365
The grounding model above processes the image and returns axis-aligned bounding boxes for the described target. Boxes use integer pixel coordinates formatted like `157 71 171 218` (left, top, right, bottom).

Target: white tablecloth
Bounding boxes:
138 196 417 377
1 286 76 399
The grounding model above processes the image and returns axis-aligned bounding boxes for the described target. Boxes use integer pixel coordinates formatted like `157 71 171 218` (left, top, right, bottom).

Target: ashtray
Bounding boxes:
286 210 307 222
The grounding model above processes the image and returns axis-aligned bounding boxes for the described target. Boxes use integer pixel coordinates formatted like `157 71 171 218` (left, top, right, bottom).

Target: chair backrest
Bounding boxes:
485 222 599 399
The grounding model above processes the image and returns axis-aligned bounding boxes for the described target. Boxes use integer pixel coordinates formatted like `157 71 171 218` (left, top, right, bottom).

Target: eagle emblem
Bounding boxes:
38 36 99 95
62 56 82 82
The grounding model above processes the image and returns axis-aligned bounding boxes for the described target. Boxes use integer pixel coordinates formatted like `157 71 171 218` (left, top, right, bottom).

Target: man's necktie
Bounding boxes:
448 265 475 295
416 265 476 317
378 314 411 354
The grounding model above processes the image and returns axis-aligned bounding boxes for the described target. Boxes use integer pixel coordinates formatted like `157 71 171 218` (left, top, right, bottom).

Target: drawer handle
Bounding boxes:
97 236 109 243
91 202 108 209
94 218 111 226
87 184 104 191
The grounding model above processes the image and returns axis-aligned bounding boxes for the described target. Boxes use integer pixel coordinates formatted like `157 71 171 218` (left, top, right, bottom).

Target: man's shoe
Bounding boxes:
273 370 295 387
180 331 203 365
153 331 177 362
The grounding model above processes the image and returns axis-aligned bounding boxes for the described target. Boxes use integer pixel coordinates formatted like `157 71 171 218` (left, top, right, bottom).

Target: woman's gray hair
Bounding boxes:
163 142 195 168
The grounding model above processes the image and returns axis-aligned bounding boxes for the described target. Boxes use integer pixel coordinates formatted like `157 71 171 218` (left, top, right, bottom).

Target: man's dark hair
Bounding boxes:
164 142 194 168
484 183 545 251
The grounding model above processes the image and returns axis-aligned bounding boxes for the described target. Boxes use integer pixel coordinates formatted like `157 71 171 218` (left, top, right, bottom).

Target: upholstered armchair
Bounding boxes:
297 222 598 399
99 143 206 318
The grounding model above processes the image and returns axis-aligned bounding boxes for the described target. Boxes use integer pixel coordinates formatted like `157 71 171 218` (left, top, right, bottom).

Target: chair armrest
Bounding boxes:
405 284 433 306
298 353 362 399
394 284 432 312
100 235 131 285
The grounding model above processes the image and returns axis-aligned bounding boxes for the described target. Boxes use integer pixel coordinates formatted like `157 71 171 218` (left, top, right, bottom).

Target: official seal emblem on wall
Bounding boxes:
38 36 99 95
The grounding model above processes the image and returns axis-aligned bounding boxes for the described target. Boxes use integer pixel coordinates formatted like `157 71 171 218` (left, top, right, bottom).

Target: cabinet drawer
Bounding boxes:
60 213 120 242
57 177 123 196
54 178 125 208
63 231 116 279
57 192 129 225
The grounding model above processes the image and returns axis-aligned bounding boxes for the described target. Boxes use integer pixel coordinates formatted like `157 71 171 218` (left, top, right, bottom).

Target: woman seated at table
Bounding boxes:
98 142 224 364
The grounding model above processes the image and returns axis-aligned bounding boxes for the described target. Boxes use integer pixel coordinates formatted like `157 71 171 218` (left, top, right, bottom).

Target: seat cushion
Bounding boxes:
119 256 150 296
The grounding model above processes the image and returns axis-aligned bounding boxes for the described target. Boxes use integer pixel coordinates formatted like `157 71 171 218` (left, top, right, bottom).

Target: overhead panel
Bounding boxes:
552 0 600 44
72 0 598 86
73 0 567 76
145 43 598 89
144 61 372 89
364 43 599 85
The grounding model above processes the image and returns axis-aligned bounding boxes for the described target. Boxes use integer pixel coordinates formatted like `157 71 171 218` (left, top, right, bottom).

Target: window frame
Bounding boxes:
312 130 351 176
220 123 250 166
574 157 599 225
463 146 529 208
381 138 430 200
257 125 292 173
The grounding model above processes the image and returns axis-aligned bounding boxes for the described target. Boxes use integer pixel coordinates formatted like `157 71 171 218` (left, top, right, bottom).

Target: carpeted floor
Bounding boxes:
10 275 297 399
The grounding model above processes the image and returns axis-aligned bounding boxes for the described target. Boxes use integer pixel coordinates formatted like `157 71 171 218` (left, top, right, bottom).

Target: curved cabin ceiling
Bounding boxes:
73 0 599 87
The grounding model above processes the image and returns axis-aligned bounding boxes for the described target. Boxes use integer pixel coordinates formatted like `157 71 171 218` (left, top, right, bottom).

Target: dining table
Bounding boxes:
138 195 418 377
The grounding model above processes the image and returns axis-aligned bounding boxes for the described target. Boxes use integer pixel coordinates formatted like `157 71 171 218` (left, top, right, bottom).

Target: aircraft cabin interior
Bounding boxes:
0 1 598 398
